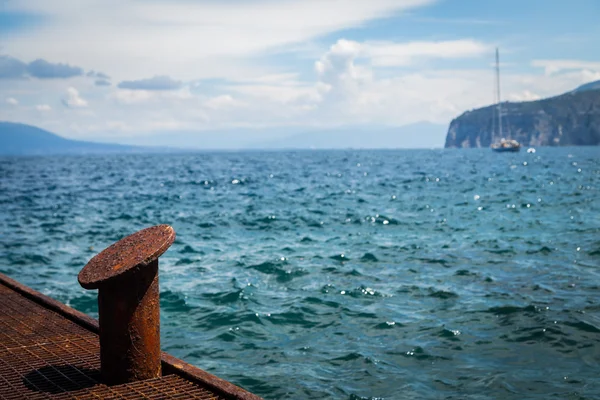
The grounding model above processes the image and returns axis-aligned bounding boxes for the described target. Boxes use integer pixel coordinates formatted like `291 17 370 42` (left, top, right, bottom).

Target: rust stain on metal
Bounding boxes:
161 352 263 400
78 224 175 385
78 224 175 289
0 226 263 399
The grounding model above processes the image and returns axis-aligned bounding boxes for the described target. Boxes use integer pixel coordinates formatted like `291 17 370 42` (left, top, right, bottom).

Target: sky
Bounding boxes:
1 0 599 145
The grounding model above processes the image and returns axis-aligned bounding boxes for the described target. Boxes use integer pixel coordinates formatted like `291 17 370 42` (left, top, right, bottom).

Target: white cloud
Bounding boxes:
364 39 489 66
315 39 371 105
62 87 88 108
110 89 155 105
314 39 488 75
312 39 480 124
2 0 434 81
311 38 490 117
118 75 182 91
36 104 51 111
509 90 541 102
2 28 598 140
110 87 193 105
6 97 19 105
106 120 128 130
247 73 303 85
316 39 364 81
229 83 321 105
306 39 599 126
204 95 242 110
6 56 593 140
532 59 600 75
509 68 600 95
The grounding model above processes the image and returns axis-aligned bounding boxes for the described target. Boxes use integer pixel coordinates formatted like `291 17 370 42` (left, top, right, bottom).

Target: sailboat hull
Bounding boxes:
491 146 520 152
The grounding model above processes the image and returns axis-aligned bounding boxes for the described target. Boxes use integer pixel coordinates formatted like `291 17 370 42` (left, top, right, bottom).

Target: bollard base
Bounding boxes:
98 259 161 385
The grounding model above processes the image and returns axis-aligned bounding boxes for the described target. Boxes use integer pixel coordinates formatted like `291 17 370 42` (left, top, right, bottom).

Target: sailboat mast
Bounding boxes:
496 47 503 138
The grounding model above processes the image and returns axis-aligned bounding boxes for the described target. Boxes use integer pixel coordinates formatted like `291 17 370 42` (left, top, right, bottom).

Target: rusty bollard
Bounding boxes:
78 225 176 385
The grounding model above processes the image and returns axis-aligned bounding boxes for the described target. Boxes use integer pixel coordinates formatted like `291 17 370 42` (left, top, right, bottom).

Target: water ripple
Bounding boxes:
1 148 599 399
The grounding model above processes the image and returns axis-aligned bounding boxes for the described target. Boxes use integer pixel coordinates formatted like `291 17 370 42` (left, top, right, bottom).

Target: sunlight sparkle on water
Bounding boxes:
2 148 598 400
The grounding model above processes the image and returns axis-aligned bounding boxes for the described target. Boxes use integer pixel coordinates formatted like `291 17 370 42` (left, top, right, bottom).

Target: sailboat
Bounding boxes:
490 48 520 152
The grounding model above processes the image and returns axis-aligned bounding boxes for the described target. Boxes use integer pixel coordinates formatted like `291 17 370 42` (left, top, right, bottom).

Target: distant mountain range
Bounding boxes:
0 122 146 155
0 121 446 155
3 79 599 155
94 122 446 150
445 80 600 148
249 122 445 149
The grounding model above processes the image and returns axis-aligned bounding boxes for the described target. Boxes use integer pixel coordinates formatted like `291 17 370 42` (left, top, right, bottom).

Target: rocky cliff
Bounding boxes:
445 87 600 148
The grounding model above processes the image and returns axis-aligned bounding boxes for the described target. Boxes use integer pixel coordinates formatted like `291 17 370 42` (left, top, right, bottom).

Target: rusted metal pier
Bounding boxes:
0 225 262 400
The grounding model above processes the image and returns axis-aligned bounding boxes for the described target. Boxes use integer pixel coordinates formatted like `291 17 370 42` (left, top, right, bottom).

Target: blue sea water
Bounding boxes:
0 147 599 399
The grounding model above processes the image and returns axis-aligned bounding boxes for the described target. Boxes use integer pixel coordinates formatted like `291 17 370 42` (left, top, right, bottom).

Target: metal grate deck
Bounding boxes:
0 281 228 400
0 283 95 351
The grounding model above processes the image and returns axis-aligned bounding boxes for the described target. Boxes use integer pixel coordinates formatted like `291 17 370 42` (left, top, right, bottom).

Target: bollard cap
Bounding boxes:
79 224 176 289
